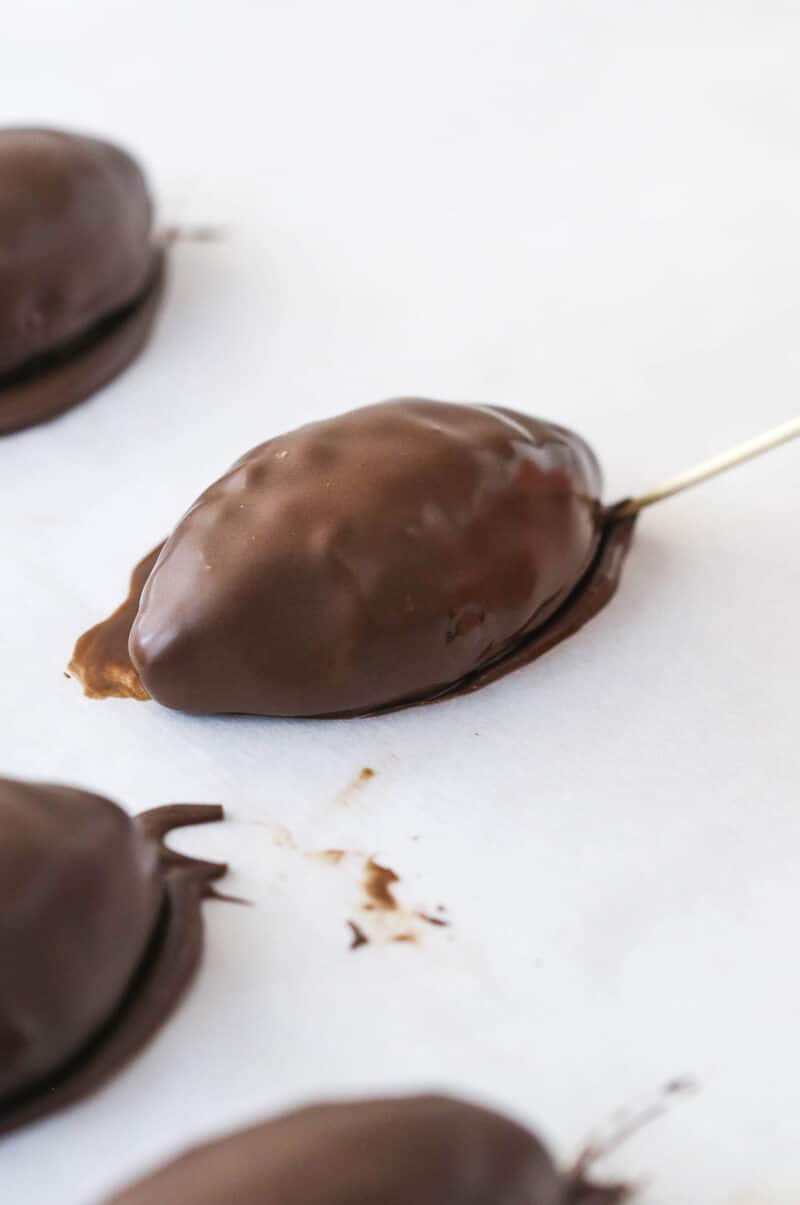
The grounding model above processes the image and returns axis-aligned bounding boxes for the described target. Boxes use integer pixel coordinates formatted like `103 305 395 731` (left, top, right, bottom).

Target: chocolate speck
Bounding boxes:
348 921 368 950
363 858 399 911
337 766 377 805
665 1076 699 1097
319 849 347 865
316 850 448 950
416 912 450 928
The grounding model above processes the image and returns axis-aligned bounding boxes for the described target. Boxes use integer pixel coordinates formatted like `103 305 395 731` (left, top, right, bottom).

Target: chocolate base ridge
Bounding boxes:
0 803 226 1137
335 508 638 718
0 247 166 436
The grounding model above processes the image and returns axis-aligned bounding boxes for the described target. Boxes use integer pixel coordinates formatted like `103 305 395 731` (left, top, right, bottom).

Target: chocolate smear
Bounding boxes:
318 852 449 948
363 858 400 911
337 766 377 805
69 544 163 699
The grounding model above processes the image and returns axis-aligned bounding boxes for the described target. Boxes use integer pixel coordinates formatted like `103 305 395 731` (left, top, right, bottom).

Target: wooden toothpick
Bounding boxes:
615 415 800 517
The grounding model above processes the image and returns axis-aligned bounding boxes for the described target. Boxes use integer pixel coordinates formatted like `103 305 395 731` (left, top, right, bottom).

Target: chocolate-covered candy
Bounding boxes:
0 129 152 377
106 1095 627 1204
0 128 164 435
127 399 625 717
0 779 160 1104
0 778 226 1134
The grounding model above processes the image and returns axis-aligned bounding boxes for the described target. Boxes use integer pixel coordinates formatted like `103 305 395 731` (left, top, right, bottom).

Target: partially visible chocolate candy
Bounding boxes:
105 1094 628 1204
0 128 165 435
112 398 632 717
0 777 226 1134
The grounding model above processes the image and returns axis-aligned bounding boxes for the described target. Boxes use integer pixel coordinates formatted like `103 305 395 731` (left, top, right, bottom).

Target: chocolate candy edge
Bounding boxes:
0 247 166 437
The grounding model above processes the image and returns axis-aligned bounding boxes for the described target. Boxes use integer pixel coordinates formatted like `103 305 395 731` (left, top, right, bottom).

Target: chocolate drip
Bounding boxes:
69 544 164 699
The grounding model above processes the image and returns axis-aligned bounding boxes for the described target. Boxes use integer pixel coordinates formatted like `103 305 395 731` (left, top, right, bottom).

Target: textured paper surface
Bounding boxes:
1 4 799 1202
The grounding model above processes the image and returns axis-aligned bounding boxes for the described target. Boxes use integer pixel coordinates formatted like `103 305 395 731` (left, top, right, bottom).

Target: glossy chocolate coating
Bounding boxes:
130 399 603 716
0 128 163 433
106 1095 627 1204
0 780 226 1134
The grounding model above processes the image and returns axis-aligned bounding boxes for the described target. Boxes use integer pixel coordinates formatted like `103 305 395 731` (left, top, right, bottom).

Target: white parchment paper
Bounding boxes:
1 3 798 1201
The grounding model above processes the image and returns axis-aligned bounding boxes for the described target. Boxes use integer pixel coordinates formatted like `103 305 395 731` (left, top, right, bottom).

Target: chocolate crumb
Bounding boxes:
336 766 378 805
417 912 450 928
347 921 368 950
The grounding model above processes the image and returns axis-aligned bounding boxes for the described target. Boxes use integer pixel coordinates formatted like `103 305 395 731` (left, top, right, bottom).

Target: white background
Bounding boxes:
2 3 799 1202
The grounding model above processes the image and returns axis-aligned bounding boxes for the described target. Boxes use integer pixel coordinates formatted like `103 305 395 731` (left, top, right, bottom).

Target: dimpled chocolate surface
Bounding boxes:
0 128 155 379
0 778 162 1108
106 1095 568 1205
129 399 603 716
